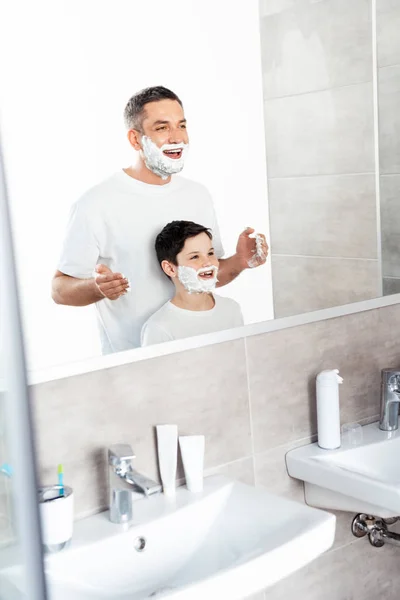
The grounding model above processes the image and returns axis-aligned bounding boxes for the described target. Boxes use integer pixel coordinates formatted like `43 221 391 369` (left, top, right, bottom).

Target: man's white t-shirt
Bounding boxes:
141 294 244 346
58 171 224 353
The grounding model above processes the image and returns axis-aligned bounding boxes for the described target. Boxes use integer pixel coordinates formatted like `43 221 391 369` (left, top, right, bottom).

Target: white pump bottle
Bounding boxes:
316 369 343 450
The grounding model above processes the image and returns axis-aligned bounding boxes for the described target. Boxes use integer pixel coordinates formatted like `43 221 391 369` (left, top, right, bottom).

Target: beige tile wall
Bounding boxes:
271 255 379 318
260 0 380 317
377 1 400 286
268 174 377 259
31 302 400 599
380 174 400 278
263 83 374 178
377 0 400 68
378 64 400 175
259 0 372 99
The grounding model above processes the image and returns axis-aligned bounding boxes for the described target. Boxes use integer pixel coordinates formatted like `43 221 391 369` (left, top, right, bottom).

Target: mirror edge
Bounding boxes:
27 292 400 386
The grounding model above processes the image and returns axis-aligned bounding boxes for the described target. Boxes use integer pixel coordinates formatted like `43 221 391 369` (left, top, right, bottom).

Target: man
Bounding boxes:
141 220 244 346
52 86 268 354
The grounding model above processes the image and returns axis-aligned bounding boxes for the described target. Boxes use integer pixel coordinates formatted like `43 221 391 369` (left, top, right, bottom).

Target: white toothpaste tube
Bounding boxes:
179 435 205 493
156 425 178 497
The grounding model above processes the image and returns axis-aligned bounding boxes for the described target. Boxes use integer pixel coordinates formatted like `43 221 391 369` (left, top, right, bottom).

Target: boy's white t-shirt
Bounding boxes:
58 170 224 353
141 294 244 346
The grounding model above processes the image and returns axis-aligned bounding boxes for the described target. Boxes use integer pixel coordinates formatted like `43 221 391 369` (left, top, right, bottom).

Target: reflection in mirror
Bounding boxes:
260 0 399 317
260 0 377 317
1 0 399 376
0 1 272 371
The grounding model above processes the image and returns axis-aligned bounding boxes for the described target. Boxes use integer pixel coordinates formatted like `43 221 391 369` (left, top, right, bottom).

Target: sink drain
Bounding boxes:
148 587 176 598
134 536 146 552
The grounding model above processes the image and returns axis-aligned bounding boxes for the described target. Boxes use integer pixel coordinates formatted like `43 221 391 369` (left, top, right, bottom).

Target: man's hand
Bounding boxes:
236 227 269 270
94 264 130 301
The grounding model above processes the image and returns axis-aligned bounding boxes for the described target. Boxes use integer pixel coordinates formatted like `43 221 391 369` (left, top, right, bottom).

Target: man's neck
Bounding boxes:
171 290 215 311
123 162 171 186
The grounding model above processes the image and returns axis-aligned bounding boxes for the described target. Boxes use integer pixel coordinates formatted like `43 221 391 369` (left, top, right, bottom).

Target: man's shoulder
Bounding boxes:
75 172 123 209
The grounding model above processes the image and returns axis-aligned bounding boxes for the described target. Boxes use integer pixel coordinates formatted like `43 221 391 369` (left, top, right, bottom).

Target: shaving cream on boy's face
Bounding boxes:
140 135 189 180
177 265 218 294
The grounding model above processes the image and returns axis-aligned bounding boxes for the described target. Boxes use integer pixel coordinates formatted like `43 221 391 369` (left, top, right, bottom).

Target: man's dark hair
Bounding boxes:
123 86 183 132
155 221 212 272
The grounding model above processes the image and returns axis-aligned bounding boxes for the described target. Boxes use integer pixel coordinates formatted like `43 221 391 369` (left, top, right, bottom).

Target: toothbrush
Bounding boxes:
58 464 64 496
0 463 13 478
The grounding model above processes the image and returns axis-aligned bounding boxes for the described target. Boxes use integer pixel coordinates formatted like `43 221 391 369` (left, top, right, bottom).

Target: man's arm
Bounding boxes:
217 228 269 288
51 265 129 306
216 256 244 287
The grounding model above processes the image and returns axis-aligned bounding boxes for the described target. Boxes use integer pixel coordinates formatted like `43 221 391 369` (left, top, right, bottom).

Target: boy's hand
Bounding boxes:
94 264 130 300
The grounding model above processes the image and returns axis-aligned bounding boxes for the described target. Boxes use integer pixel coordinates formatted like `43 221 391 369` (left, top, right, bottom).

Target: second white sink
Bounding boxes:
287 421 400 518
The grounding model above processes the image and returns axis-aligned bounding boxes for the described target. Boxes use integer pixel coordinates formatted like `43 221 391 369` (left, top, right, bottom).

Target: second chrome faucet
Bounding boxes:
379 369 400 432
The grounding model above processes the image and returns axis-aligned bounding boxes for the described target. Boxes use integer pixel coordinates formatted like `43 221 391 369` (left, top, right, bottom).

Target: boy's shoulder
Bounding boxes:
143 301 174 326
213 294 244 325
213 294 241 309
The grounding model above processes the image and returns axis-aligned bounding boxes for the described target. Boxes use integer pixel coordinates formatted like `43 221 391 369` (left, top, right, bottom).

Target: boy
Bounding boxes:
141 221 244 346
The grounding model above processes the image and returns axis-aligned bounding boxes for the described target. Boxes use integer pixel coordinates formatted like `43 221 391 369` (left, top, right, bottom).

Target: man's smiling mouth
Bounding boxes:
163 149 183 159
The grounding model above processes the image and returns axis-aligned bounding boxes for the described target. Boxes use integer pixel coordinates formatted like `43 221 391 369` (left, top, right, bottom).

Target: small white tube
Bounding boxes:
156 424 178 497
179 435 205 493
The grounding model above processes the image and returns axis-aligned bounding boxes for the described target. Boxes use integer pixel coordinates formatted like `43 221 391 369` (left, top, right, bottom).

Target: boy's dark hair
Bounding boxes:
155 221 213 272
123 86 183 132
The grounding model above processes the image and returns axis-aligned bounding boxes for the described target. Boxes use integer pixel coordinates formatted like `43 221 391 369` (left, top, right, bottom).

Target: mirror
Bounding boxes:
0 0 397 375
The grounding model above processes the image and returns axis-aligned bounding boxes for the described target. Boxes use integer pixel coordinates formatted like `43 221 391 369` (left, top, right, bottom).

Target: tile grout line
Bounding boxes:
378 61 400 70
271 254 379 261
244 337 257 485
268 172 375 180
205 453 255 474
323 534 366 558
371 0 383 296
263 78 373 103
252 434 316 459
268 172 400 180
251 412 379 461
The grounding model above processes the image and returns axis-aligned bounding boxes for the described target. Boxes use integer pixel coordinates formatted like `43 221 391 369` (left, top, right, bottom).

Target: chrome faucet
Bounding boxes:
379 369 400 431
108 443 161 524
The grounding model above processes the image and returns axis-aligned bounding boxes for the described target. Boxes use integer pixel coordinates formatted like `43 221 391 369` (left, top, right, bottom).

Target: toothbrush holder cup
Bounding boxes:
38 484 74 553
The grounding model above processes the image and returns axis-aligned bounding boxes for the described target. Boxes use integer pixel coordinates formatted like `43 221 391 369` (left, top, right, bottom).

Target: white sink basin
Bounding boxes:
0 476 335 600
286 421 400 518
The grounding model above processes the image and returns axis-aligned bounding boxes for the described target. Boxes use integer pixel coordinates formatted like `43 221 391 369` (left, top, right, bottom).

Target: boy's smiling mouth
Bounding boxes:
198 270 215 280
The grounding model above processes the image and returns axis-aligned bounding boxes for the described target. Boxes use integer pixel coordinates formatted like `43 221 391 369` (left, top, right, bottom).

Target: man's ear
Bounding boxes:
127 129 142 151
161 260 177 279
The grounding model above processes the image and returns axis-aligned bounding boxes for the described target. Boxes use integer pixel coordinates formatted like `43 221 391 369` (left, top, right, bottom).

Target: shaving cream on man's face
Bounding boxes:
140 136 189 180
178 265 218 294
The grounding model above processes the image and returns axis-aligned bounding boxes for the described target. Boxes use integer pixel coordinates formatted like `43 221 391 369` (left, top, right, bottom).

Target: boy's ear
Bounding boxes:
161 260 177 278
